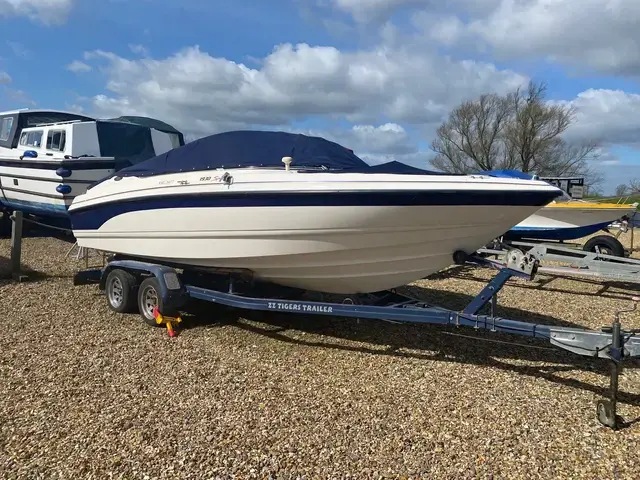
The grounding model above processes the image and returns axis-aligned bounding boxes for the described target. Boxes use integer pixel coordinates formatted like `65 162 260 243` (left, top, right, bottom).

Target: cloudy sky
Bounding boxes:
1 0 639 193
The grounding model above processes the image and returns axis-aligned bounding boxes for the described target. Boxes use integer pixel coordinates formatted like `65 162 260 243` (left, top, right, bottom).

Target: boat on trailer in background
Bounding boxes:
0 109 185 226
470 170 640 287
482 170 638 257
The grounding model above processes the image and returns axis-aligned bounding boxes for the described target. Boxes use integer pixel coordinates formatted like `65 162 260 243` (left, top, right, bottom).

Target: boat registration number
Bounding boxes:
267 301 333 313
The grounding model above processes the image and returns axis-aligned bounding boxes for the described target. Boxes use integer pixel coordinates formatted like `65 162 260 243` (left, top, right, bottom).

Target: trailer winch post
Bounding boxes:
596 296 639 429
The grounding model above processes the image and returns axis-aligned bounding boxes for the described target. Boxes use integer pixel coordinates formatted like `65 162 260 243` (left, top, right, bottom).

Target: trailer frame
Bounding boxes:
476 238 640 285
73 250 640 430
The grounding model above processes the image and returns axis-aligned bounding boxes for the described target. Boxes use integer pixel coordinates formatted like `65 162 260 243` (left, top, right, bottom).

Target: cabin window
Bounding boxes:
46 130 66 152
0 117 13 141
19 130 44 148
169 133 182 149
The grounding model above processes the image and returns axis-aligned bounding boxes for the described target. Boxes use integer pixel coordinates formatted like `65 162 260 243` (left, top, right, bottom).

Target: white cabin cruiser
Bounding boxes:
69 130 562 294
0 109 184 220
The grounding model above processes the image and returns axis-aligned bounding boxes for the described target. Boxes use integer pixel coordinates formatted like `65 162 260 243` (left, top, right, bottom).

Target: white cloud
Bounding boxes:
0 71 11 84
409 0 640 76
82 42 526 146
560 89 640 146
7 41 32 59
330 0 431 22
0 0 74 25
64 3 640 178
66 60 92 73
4 88 36 106
326 0 640 76
298 122 419 158
129 44 149 56
65 103 85 113
332 123 418 155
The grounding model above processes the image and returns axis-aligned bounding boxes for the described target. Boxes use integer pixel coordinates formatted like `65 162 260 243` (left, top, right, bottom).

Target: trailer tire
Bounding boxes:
105 269 137 314
582 235 625 257
137 277 165 327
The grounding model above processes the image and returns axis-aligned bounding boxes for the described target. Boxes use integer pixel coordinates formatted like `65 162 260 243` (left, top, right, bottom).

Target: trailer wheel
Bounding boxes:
105 269 137 313
137 277 164 327
583 235 625 257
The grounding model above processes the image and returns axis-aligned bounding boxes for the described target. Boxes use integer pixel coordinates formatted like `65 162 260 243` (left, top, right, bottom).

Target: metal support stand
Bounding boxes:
596 325 623 429
595 297 639 429
10 211 27 282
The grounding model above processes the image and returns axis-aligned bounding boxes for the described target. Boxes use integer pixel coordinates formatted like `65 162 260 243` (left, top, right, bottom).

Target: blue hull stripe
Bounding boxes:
69 189 559 231
1 199 70 217
0 158 131 171
504 221 613 241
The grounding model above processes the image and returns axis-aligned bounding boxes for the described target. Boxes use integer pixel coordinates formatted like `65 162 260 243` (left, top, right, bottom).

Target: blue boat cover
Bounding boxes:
367 160 448 175
114 130 444 178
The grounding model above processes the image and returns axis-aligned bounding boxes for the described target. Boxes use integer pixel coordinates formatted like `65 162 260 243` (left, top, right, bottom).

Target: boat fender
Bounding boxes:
452 250 468 265
20 150 38 160
56 167 72 178
56 184 72 195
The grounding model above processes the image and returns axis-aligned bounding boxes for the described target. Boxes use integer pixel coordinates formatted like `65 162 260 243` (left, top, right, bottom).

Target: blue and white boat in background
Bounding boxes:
0 109 184 222
68 130 561 294
483 170 638 241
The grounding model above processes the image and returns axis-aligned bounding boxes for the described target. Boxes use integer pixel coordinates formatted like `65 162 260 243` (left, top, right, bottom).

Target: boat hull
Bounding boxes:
69 169 561 293
0 158 117 218
505 203 637 241
73 203 549 293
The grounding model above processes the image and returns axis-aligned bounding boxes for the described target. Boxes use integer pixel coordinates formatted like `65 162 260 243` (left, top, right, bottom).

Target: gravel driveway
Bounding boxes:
1 230 640 479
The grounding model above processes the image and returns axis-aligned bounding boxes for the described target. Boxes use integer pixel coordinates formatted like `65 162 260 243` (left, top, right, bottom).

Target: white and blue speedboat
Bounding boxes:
0 109 184 223
68 130 562 294
482 170 637 241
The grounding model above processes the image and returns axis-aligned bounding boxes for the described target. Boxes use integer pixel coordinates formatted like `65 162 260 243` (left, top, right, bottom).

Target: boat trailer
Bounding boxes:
73 249 640 430
476 238 640 285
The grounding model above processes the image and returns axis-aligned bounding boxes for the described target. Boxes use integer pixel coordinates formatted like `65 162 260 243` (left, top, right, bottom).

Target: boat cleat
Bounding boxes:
152 306 182 337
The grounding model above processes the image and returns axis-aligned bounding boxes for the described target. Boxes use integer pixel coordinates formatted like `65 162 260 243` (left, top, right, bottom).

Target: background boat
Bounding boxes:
0 109 184 226
482 170 638 241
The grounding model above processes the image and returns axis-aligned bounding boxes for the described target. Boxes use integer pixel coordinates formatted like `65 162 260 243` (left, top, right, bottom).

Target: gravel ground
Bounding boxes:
1 227 640 479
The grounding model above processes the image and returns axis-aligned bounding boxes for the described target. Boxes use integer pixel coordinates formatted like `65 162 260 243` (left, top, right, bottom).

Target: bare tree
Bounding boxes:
583 168 605 195
431 93 515 173
615 184 629 196
503 82 577 172
629 178 640 194
430 80 600 188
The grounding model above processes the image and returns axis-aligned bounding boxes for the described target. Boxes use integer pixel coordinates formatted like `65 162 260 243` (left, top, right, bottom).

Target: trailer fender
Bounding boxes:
100 260 189 311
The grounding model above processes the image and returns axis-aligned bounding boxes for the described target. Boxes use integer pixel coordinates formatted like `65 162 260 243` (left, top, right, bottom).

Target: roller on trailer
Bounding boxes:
73 249 640 430
476 239 640 284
